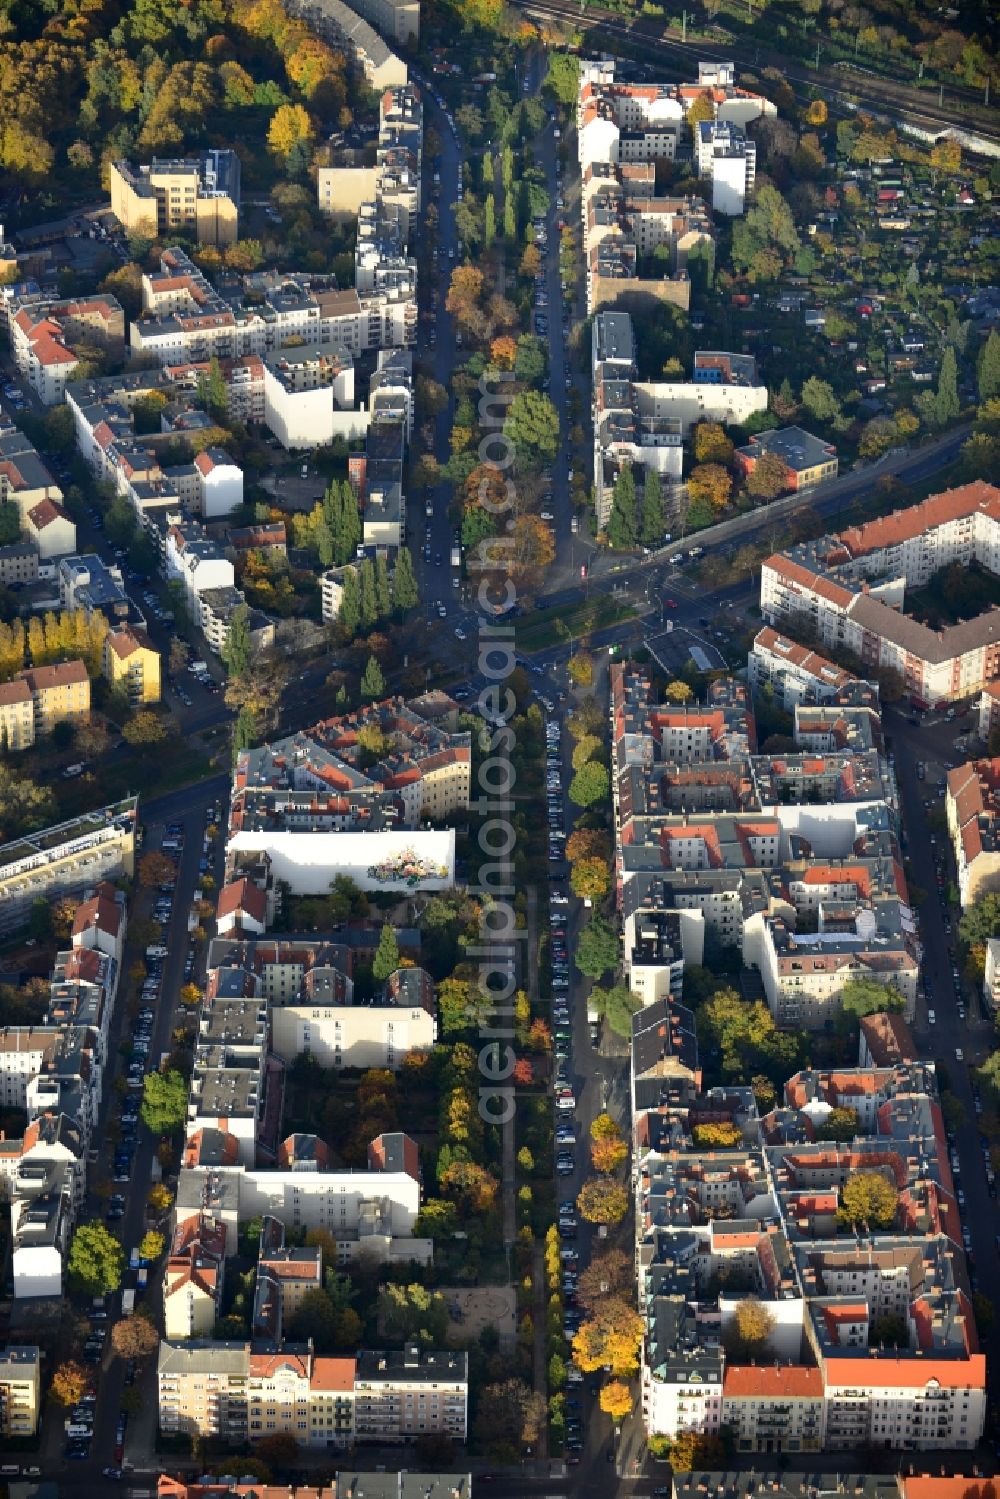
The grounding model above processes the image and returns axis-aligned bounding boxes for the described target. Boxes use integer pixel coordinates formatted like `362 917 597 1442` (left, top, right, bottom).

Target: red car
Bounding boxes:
663 597 678 609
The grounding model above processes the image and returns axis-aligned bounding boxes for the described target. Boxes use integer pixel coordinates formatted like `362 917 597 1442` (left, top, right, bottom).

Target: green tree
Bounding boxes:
232 706 257 763
606 464 638 550
959 892 1000 946
372 923 399 982
197 356 228 422
287 1288 341 1352
800 376 841 423
514 335 547 384
936 345 960 427
838 1170 898 1229
568 761 609 807
331 566 357 637
221 602 252 679
67 1222 125 1296
505 390 560 465
840 977 904 1023
374 556 391 620
641 467 665 545
359 558 378 630
575 915 619 980
140 1068 188 1136
815 1107 860 1142
587 983 639 1037
978 331 1000 403
544 53 580 107
391 548 419 614
361 655 385 701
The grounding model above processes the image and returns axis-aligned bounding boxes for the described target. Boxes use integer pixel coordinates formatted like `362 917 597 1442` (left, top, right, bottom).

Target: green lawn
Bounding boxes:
517 597 636 651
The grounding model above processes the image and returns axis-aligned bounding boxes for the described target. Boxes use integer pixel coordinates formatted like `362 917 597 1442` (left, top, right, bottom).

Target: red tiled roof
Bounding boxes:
723 1364 823 1398
216 877 266 924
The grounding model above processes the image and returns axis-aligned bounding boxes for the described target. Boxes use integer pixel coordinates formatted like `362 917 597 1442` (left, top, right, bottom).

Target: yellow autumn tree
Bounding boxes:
268 103 314 159
600 1380 633 1422
572 1296 644 1376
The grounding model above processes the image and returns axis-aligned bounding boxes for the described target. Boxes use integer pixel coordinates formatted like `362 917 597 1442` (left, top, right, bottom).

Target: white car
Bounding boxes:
927 1009 936 1025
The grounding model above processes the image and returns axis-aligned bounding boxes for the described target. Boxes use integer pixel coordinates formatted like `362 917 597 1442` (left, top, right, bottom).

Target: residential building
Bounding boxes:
354 1347 468 1443
984 938 1000 1010
946 758 1000 906
0 542 38 586
270 964 436 1070
57 553 131 626
760 483 1000 708
109 153 241 246
0 799 135 939
157 1343 465 1447
0 1346 40 1435
735 426 839 492
635 1066 985 1451
695 119 756 214
158 1476 470 1499
24 497 76 558
176 1126 427 1263
164 1214 227 1341
0 429 72 553
859 1010 918 1069
0 679 32 751
634 349 769 437
18 660 90 736
227 697 469 893
131 247 411 366
9 296 125 405
287 0 408 88
591 311 684 530
262 347 368 450
749 627 878 712
103 625 161 704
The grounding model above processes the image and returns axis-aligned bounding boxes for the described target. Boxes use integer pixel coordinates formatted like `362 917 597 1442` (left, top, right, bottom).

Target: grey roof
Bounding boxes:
157 1339 249 1377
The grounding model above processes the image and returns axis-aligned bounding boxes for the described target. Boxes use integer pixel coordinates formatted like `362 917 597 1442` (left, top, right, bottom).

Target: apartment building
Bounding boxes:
671 1475 991 1499
761 484 1000 708
176 1126 427 1263
165 518 269 658
262 347 368 451
57 553 131 627
225 698 468 894
0 798 137 937
635 1062 985 1452
163 1214 227 1341
695 119 757 215
9 296 125 405
591 311 683 529
749 627 879 712
0 542 39 586
0 1346 40 1435
18 660 90 736
0 428 74 556
158 1476 471 1499
270 964 436 1070
157 1343 466 1448
735 426 838 493
635 349 769 436
289 0 409 87
0 679 32 751
103 625 161 705
354 1348 468 1443
109 152 241 246
946 757 1000 906
131 248 413 367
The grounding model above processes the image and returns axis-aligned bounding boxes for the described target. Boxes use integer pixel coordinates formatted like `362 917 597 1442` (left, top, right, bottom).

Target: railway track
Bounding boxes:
513 0 1000 147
